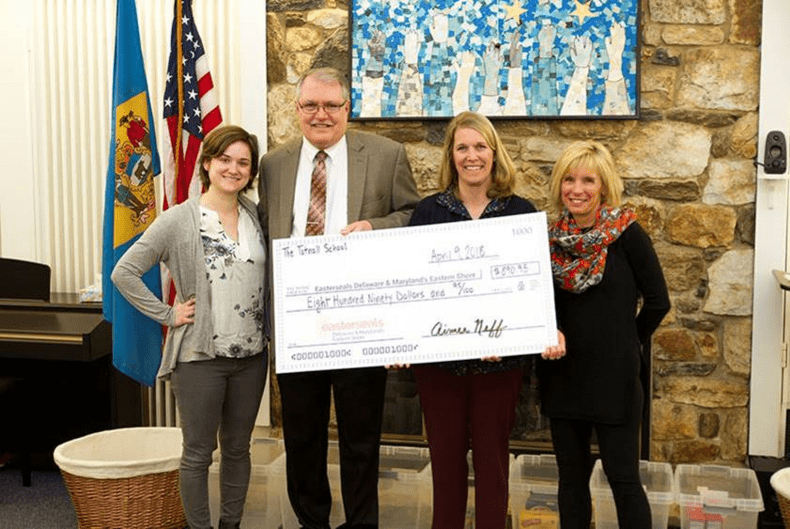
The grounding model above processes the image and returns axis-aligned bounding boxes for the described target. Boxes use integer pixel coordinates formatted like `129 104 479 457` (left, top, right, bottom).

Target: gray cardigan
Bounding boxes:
111 195 265 378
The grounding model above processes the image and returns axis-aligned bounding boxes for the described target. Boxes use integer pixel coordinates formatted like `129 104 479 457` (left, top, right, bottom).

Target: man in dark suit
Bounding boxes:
258 67 420 529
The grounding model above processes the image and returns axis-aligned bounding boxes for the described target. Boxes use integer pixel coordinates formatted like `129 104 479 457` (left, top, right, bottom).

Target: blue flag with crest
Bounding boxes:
101 0 163 386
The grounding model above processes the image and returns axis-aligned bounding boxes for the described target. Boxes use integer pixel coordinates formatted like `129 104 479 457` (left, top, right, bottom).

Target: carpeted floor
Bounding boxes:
0 456 77 529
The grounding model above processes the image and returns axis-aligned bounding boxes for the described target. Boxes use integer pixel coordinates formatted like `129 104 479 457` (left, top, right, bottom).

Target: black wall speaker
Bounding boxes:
765 131 787 174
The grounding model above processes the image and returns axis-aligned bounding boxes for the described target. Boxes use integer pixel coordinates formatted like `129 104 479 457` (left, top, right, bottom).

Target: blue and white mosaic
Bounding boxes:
350 0 638 118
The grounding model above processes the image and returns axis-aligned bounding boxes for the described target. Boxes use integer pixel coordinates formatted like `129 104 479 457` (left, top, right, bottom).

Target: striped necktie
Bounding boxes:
306 150 327 236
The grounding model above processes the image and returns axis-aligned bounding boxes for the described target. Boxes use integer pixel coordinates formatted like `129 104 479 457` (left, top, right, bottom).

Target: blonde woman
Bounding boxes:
540 140 670 528
408 111 564 529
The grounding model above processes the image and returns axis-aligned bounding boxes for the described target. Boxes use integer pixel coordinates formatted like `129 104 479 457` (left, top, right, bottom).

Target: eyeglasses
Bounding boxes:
298 101 347 115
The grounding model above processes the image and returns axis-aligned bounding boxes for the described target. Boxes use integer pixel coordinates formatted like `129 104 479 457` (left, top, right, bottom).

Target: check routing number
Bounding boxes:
272 212 557 373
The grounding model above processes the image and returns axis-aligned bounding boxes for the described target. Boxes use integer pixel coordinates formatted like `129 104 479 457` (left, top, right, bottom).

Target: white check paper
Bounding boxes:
273 212 557 373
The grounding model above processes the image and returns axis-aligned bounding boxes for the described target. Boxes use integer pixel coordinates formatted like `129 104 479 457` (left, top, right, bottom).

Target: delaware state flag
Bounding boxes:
102 0 163 387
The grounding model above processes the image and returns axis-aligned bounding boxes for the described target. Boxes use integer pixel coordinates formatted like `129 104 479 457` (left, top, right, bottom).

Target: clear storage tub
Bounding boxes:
509 453 560 528
590 459 674 529
674 463 764 529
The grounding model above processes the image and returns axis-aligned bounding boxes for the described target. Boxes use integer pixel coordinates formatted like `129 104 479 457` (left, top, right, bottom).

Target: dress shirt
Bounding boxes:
291 136 349 237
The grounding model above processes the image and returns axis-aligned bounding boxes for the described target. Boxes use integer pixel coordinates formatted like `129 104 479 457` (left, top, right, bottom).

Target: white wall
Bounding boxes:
0 0 267 292
0 2 37 261
750 0 790 457
0 0 269 426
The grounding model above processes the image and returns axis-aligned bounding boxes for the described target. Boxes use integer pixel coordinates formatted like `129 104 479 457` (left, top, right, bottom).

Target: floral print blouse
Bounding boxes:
200 205 265 358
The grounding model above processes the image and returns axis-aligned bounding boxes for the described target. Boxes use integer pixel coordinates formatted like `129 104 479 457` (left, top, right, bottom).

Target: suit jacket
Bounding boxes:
258 129 420 360
258 129 420 240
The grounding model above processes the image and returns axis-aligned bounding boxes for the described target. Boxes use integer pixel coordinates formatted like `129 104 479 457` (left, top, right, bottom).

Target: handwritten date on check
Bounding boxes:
272 212 557 373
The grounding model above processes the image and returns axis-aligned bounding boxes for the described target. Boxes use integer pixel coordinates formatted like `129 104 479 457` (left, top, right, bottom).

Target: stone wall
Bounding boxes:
265 0 762 465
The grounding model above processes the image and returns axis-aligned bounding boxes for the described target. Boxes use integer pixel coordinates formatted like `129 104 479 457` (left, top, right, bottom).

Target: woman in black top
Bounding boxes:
539 140 670 528
408 111 565 529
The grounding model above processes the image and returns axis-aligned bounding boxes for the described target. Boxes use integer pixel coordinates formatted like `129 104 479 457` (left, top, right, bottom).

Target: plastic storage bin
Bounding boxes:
378 444 433 528
208 436 286 529
53 427 186 529
279 441 432 529
508 454 560 528
675 464 764 529
590 459 674 529
451 451 516 527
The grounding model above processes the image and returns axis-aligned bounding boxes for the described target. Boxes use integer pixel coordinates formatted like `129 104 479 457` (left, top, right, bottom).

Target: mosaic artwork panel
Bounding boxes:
350 0 639 119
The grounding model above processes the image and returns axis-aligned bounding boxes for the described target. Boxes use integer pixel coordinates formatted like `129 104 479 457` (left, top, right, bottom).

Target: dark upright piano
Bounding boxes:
0 259 142 470
0 293 110 362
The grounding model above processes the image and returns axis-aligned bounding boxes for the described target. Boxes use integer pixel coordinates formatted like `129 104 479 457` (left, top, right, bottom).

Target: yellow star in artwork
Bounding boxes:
504 0 527 22
572 0 594 24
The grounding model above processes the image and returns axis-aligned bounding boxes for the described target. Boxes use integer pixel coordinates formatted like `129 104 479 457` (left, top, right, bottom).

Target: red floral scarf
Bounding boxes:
549 206 637 293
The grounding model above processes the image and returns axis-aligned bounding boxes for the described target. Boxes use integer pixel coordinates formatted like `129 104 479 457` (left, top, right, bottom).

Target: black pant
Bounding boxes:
278 367 387 529
549 384 651 529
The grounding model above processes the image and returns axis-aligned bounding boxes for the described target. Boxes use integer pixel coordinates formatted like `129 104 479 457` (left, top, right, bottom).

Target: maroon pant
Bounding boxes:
413 365 524 529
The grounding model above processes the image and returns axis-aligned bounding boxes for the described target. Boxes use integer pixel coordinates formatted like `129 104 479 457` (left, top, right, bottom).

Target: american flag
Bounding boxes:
162 0 222 209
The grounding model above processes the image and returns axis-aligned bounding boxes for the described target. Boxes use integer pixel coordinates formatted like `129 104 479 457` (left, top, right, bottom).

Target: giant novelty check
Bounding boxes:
272 212 557 373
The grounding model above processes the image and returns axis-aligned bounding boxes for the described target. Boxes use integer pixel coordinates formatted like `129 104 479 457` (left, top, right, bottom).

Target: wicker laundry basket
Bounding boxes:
771 467 790 528
54 427 186 529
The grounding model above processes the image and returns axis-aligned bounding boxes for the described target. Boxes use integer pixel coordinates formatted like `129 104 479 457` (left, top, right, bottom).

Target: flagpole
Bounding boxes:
175 0 184 188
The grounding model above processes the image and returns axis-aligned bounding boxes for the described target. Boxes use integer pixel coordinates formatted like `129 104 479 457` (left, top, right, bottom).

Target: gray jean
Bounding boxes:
171 353 268 529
